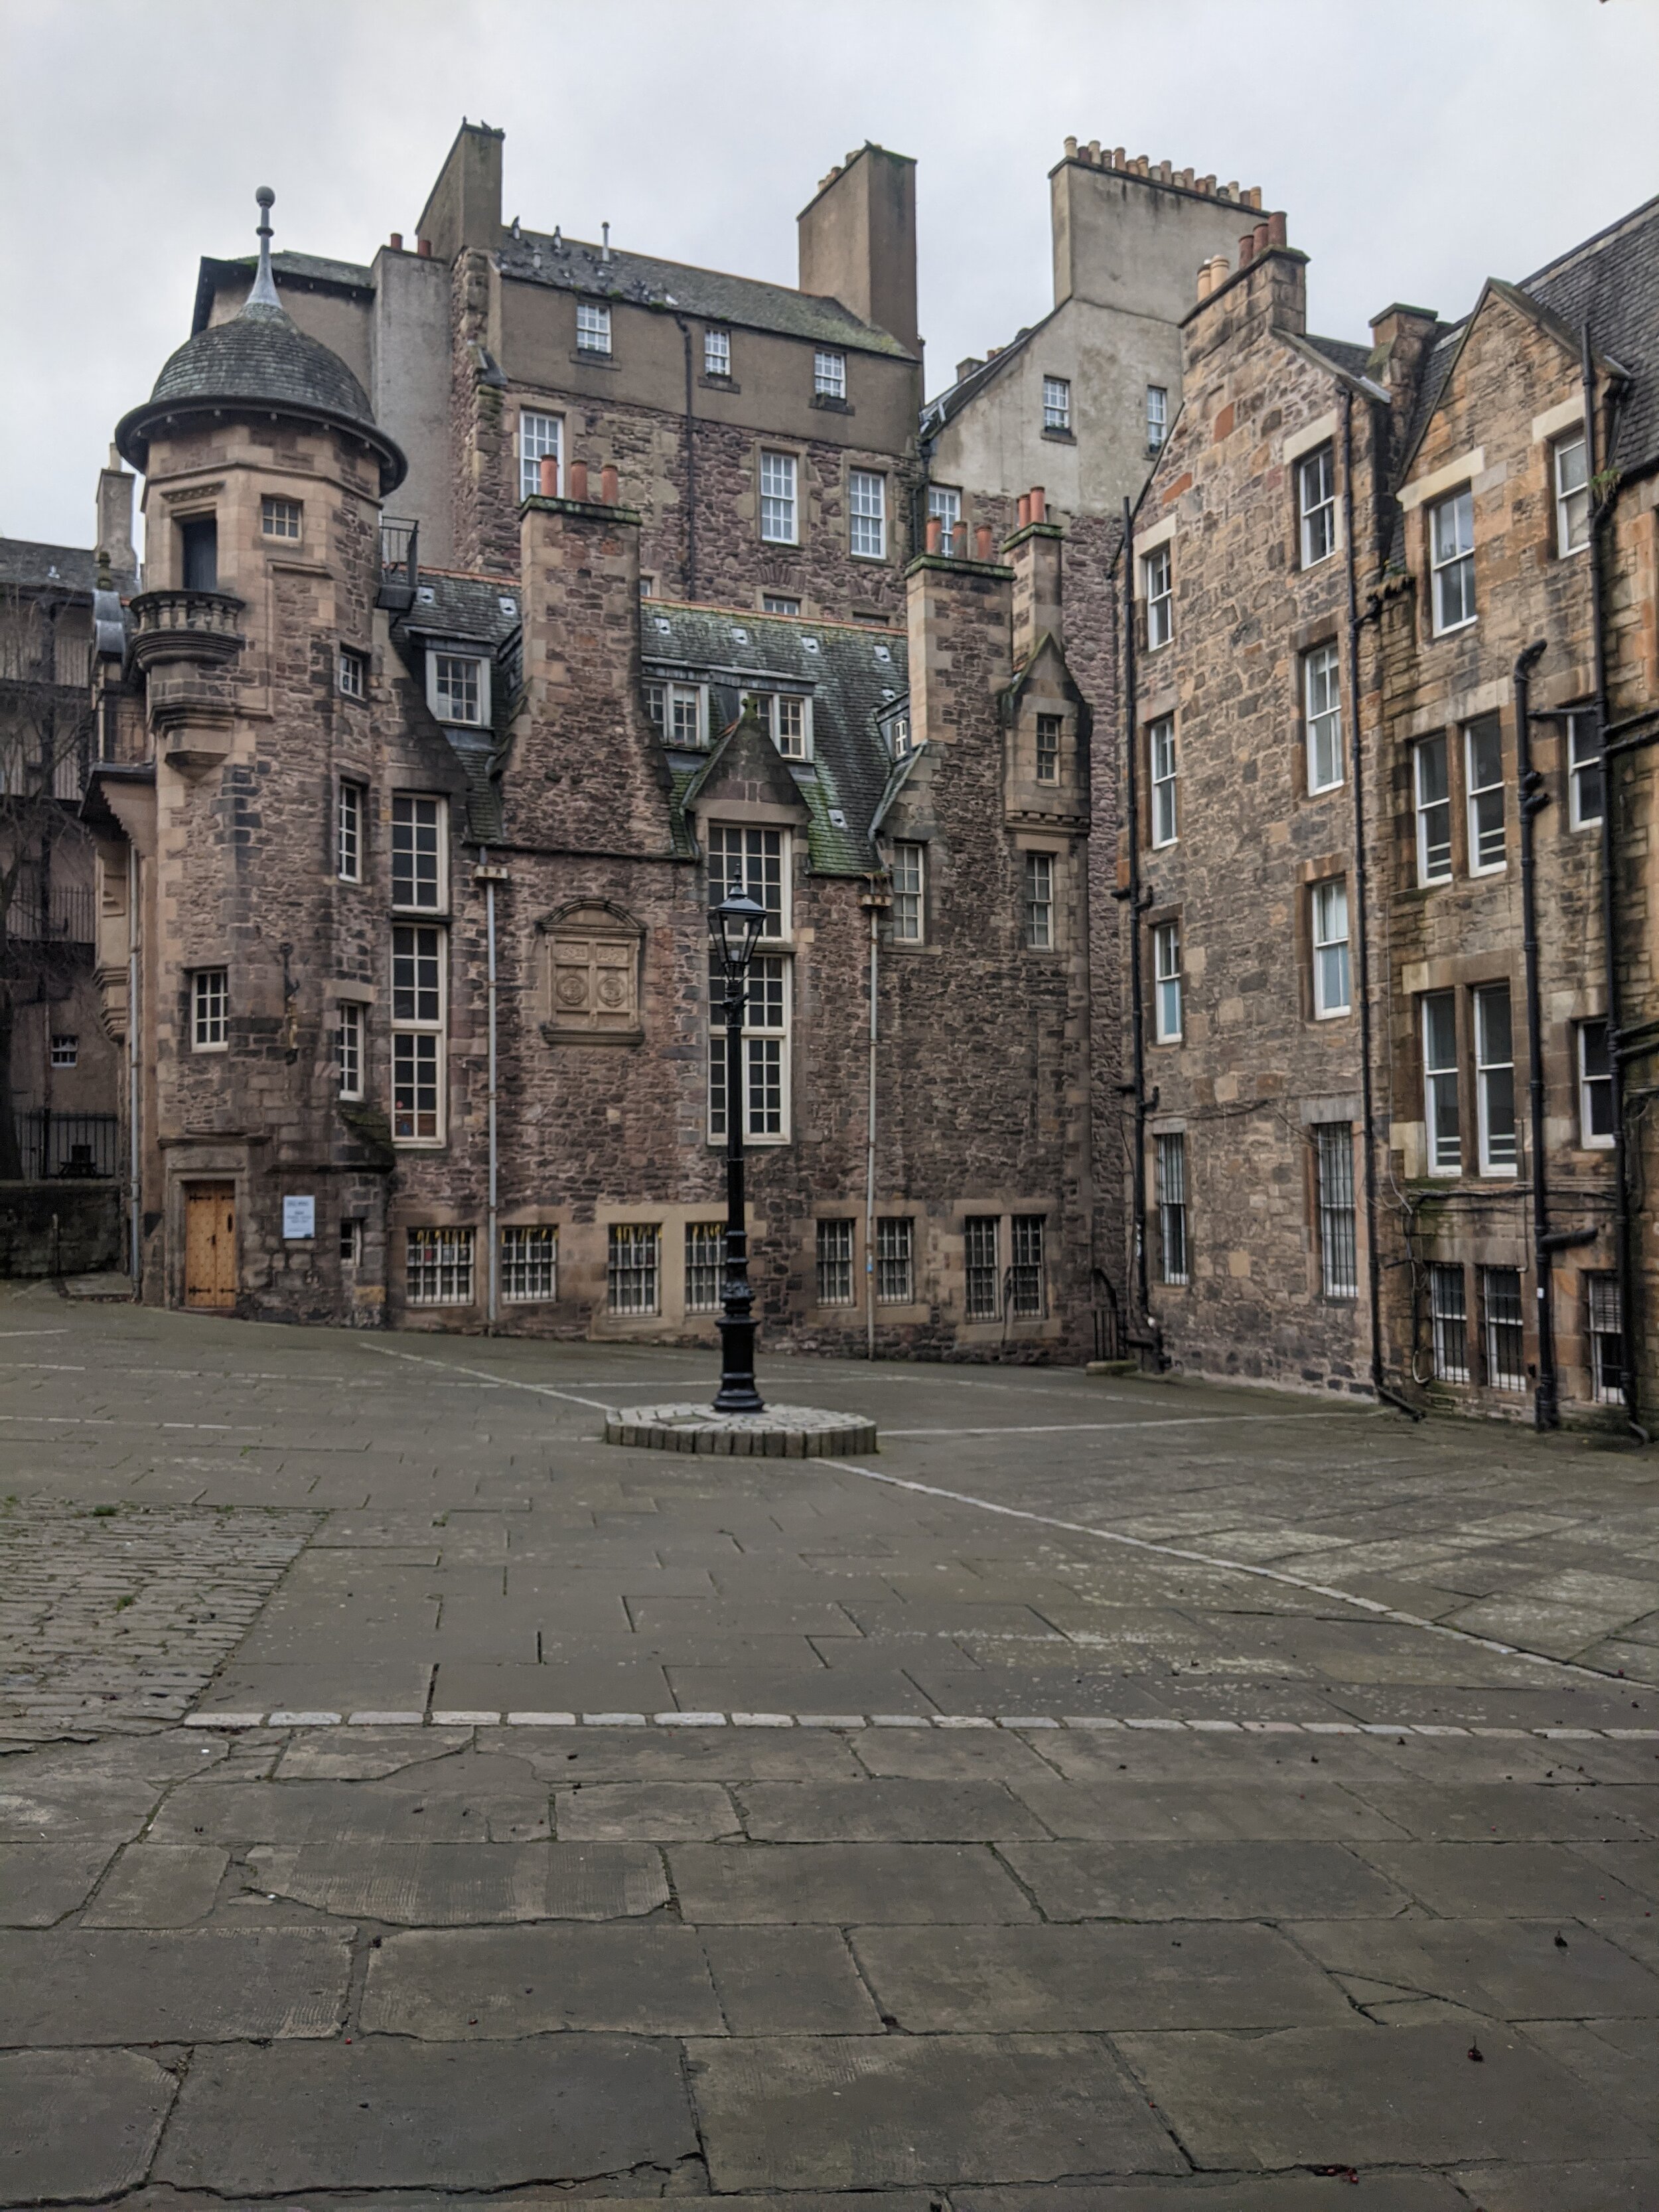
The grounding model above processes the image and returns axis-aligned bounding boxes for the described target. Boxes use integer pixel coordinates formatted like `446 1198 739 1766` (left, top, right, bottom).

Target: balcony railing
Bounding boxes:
9 884 96 946
378 518 419 612
128 589 245 675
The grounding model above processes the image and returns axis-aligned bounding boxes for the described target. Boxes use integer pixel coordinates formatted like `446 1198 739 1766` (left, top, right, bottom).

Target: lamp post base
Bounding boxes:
714 1313 763 1414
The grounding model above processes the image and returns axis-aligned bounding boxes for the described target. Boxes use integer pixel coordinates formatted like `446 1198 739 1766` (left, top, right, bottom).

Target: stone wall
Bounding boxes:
0 1183 121 1276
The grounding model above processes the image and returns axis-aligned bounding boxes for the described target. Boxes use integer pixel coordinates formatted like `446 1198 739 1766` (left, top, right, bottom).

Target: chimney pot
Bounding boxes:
1267 208 1287 248
926 516 942 554
417 236 432 258
1197 263 1212 301
1245 186 1262 210
1088 139 1102 162
390 232 403 252
600 463 618 504
1198 175 1215 194
539 455 559 498
1238 232 1256 267
568 459 589 502
975 523 994 560
1030 486 1046 524
1179 167 1194 188
1253 222 1270 258
1017 494 1031 530
1064 135 1078 159
1112 147 1125 167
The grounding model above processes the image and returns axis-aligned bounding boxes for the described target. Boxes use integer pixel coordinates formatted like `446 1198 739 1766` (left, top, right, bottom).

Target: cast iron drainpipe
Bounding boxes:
1512 641 1560 1430
1340 392 1420 1419
1117 496 1157 1357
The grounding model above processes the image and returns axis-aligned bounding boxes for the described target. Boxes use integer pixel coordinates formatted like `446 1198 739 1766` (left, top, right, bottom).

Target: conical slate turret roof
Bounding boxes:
116 188 405 491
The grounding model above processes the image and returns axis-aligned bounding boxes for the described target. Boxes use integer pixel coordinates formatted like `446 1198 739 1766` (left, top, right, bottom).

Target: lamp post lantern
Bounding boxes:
709 891 767 1413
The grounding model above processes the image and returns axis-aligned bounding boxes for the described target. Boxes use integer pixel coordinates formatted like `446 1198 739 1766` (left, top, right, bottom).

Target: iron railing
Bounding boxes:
18 1111 119 1181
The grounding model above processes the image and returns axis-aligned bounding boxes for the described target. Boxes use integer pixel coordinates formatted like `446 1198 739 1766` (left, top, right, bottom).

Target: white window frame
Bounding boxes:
575 300 612 355
1011 1216 1046 1318
338 647 367 701
891 842 924 943
1553 431 1589 557
1303 642 1342 792
391 794 447 913
964 1216 1000 1320
644 678 708 749
1414 735 1452 886
1146 385 1168 452
1155 1132 1188 1284
607 1224 660 1315
760 691 812 761
1036 713 1062 786
927 484 962 554
260 494 302 542
1043 376 1071 433
707 952 791 1146
501 1223 557 1303
813 349 846 400
1568 709 1603 830
1465 718 1506 875
1024 851 1054 950
1143 543 1173 650
1422 991 1461 1176
1578 1018 1614 1149
336 999 363 1102
707 824 789 940
703 328 731 379
428 652 488 729
406 1226 474 1307
762 593 800 616
340 1217 364 1268
391 922 446 1146
336 779 363 883
1149 715 1177 846
849 469 887 560
1429 487 1476 634
1311 879 1350 1019
759 451 798 545
875 1216 914 1304
1153 921 1182 1043
816 1218 856 1307
1474 984 1517 1177
518 409 563 502
192 968 228 1053
1297 445 1336 567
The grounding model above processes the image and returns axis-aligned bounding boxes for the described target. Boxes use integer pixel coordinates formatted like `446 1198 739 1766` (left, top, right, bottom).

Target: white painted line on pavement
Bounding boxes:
882 1415 1359 1436
356 1340 619 1413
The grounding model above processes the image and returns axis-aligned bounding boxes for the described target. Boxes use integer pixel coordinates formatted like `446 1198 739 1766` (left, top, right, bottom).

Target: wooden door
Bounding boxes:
184 1184 236 1309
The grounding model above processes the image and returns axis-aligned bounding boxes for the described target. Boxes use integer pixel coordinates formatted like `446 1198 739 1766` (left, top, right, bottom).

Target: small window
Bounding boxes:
1148 716 1176 844
1553 432 1589 556
704 328 731 378
1024 851 1054 949
392 795 445 911
1429 1264 1469 1381
260 495 301 541
644 680 706 749
519 409 562 502
340 1218 364 1268
1313 1123 1357 1298
1586 1273 1624 1404
607 1223 661 1315
336 1000 363 1101
429 653 486 727
1429 487 1476 633
875 1217 914 1304
762 593 800 616
684 1222 724 1315
1482 1265 1526 1390
1143 543 1173 650
1011 1216 1046 1318
1474 984 1517 1175
964 1217 1000 1320
1303 642 1342 792
1568 709 1603 829
1465 717 1506 873
1036 713 1062 786
1578 1019 1614 1147
1414 735 1452 885
179 516 218 591
1043 376 1072 433
772 694 810 760
760 451 798 545
50 1033 77 1068
639 577 656 599
391 922 445 1143
816 1218 855 1307
338 647 367 701
1422 992 1461 1175
928 484 962 553
1297 445 1336 567
885 710 912 759
707 824 785 936
407 1226 474 1307
891 842 924 943
849 469 887 559
192 968 228 1051
1145 386 1168 452
576 300 612 354
1311 879 1350 1018
1153 921 1181 1042
813 350 846 400
1155 1133 1188 1284
337 780 363 883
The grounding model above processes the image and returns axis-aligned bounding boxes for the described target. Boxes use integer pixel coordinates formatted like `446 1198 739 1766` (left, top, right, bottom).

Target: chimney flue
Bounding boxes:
1238 232 1255 268
975 523 993 560
601 222 611 263
390 232 403 252
1030 486 1046 524
1267 209 1287 248
417 236 431 258
926 516 942 554
568 459 589 502
600 463 618 504
539 455 559 498
1017 493 1031 530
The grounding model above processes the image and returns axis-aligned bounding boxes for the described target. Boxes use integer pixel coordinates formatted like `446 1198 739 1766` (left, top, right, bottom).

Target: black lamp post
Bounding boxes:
710 891 768 1413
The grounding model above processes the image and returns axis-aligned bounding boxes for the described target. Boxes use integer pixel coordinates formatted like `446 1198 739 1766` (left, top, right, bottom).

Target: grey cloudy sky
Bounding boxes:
3 0 1656 551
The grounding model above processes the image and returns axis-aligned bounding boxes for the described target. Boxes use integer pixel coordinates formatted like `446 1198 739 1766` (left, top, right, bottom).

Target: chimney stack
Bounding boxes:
798 142 920 357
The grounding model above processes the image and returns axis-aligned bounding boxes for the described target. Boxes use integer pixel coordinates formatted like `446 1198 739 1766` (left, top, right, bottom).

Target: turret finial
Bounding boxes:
246 185 281 311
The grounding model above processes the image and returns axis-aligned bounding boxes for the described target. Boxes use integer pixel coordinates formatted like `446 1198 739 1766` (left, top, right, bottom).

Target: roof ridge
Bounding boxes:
650 597 901 636
1520 188 1659 293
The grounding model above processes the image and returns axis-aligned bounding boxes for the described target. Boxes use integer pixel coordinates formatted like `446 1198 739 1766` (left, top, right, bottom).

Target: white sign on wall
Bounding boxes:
282 1195 317 1240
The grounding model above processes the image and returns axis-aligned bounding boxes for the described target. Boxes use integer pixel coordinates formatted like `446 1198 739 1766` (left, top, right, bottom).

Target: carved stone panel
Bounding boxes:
539 900 644 1045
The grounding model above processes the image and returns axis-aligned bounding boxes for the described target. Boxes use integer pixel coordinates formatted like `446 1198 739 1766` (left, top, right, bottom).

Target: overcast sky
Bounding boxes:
3 0 1656 551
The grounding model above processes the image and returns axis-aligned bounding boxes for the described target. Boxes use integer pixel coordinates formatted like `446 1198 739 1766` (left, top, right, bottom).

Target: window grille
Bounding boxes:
261 496 301 540
1143 543 1173 649
337 781 362 881
1156 1133 1188 1284
964 1217 999 1319
684 1222 724 1314
607 1224 660 1314
407 1226 473 1307
1568 710 1603 829
1037 713 1062 785
1011 1216 1046 1317
1422 992 1461 1173
816 1218 855 1307
1482 1266 1526 1389
392 794 444 909
1578 1019 1614 1147
814 350 845 399
336 1001 363 1100
1313 1123 1357 1298
1430 487 1475 632
1414 735 1452 885
1586 1274 1624 1404
1303 642 1342 791
1149 716 1176 844
192 969 228 1051
519 409 562 501
338 648 367 700
849 469 887 559
1043 376 1071 433
1554 433 1589 555
1475 985 1516 1173
760 451 798 544
501 1224 557 1303
1145 385 1167 450
707 825 784 934
1429 1264 1469 1381
1297 445 1335 567
1311 879 1350 1017
431 654 484 726
1024 852 1054 949
1465 717 1506 872
891 843 924 943
704 329 731 378
876 1217 914 1303
576 300 612 354
707 954 788 1142
1153 921 1181 1042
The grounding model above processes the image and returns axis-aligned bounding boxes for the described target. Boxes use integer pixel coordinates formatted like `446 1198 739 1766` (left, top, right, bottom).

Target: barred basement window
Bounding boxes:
1155 1133 1188 1285
1037 713 1062 785
816 1218 855 1307
1578 1019 1614 1147
501 1224 557 1303
684 1221 723 1314
849 470 887 559
814 350 845 400
1043 376 1071 433
1482 1266 1526 1390
876 1217 914 1304
891 842 924 943
607 1223 660 1315
392 795 445 911
336 1001 363 1101
1465 717 1506 873
1429 1264 1469 1382
1586 1273 1624 1405
1024 852 1054 949
707 825 785 934
336 780 362 882
576 300 612 354
1414 735 1452 885
707 954 789 1142
1312 1123 1357 1299
192 968 228 1051
704 328 731 378
964 1216 1000 1320
1303 643 1342 792
1297 445 1335 567
261 495 301 540
759 452 798 544
519 408 562 501
392 924 445 1143
1011 1216 1046 1318
407 1226 473 1307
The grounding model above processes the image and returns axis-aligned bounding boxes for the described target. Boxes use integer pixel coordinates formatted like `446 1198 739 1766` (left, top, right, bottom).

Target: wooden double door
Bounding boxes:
184 1184 237 1309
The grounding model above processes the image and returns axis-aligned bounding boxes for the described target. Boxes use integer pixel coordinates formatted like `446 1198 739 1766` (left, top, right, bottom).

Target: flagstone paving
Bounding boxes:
0 1284 1656 2203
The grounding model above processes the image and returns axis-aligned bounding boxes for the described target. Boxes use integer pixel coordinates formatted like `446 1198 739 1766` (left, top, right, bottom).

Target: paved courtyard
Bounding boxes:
1 1282 1657 2207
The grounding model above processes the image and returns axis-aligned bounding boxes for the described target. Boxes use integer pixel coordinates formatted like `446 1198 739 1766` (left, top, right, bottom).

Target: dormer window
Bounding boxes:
745 692 813 761
261 496 302 541
428 652 488 727
576 300 612 354
644 679 707 747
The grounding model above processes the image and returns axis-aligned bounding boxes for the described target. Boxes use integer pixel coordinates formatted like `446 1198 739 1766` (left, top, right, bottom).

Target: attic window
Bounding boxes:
429 651 488 727
828 808 847 828
576 300 612 354
814 350 846 400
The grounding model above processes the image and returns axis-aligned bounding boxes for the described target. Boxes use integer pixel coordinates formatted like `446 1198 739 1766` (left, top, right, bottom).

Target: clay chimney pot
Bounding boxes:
538 455 559 498
1253 222 1270 258
1030 486 1046 523
1017 494 1031 529
600 463 619 504
926 516 942 554
390 232 403 252
417 236 432 258
1197 263 1212 301
1238 232 1255 267
568 459 589 503
1267 209 1287 248
975 523 994 560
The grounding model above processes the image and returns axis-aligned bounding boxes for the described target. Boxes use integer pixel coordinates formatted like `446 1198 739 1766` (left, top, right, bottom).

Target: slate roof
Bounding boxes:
397 570 524 648
388 572 524 845
921 311 1052 429
1304 333 1376 382
642 604 908 873
496 234 916 361
0 539 99 596
192 250 376 334
1524 190 1659 477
